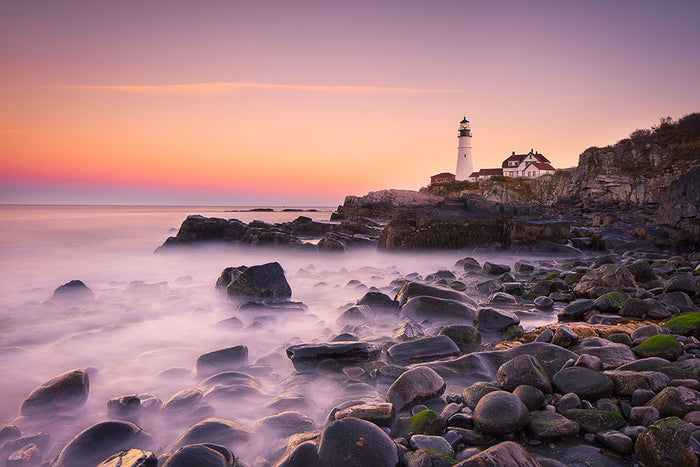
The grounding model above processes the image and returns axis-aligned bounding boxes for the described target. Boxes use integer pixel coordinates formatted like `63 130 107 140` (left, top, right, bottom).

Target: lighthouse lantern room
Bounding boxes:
455 117 473 180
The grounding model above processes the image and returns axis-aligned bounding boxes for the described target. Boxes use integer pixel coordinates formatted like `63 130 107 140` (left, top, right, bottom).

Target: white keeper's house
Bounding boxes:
470 149 556 180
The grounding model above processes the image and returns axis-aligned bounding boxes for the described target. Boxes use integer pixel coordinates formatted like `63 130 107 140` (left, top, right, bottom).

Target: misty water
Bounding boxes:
0 205 574 463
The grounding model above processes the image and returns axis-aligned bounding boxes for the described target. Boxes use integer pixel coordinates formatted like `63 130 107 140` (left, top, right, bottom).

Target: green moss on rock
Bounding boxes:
664 312 700 338
562 409 625 433
503 324 524 340
404 409 445 437
633 334 683 361
448 281 466 291
635 417 697 467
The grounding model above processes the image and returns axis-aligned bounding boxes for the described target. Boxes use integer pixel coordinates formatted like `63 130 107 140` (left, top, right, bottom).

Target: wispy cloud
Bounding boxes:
41 82 460 96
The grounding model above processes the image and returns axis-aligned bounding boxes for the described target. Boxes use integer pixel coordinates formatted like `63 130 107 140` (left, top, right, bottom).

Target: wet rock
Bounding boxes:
551 326 578 347
386 366 445 412
256 411 315 436
401 409 446 437
163 388 203 413
0 425 20 445
196 345 249 377
410 434 454 456
482 262 511 276
97 449 157 467
473 391 529 435
215 266 248 290
162 444 234 467
603 370 670 396
461 382 501 410
438 325 481 353
336 304 376 325
559 299 595 321
496 355 551 393
635 417 697 467
627 260 657 283
393 321 425 340
561 409 625 433
657 291 696 312
556 393 581 413
594 431 633 455
634 334 683 361
317 417 398 467
473 307 519 333
334 402 395 426
514 261 535 274
629 406 660 426
593 292 628 313
527 410 580 440
400 296 476 322
395 282 477 308
168 418 253 452
488 291 517 305
455 440 540 466
52 280 94 302
665 274 698 296
404 448 456 467
457 257 481 271
226 262 292 300
620 298 676 319
0 433 50 463
107 394 157 418
534 296 554 309
286 342 381 371
197 371 263 400
513 385 544 411
645 386 700 417
21 368 89 416
53 421 154 467
357 291 398 312
664 312 700 338
535 328 554 343
574 354 603 371
274 441 319 467
388 336 460 365
573 263 638 299
569 337 637 368
552 367 613 400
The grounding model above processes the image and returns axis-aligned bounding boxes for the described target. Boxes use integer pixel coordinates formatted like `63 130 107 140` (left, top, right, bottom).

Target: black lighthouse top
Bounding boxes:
458 117 471 137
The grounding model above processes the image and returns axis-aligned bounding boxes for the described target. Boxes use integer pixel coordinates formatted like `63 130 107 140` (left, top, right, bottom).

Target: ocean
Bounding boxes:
0 204 560 462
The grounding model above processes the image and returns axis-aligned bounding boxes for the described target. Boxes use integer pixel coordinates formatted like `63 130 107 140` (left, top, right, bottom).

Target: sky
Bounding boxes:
1 1 699 206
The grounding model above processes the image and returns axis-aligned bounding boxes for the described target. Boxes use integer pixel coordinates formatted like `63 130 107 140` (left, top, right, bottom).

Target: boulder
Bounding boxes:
255 411 315 436
387 336 460 365
317 417 398 467
409 434 454 456
286 342 381 371
496 355 551 393
386 366 445 412
395 282 477 308
438 325 481 353
513 385 545 411
162 444 234 467
333 402 395 426
21 369 89 416
627 260 657 283
552 367 613 400
226 262 291 300
53 421 154 467
473 391 529 435
97 449 157 467
473 308 519 333
196 346 248 377
534 296 554 309
551 326 578 347
593 292 628 313
196 371 263 400
664 312 700 338
462 382 501 410
357 291 398 312
603 370 670 396
635 417 698 467
573 264 638 299
162 388 203 413
559 299 595 322
400 296 476 322
274 441 319 467
167 418 253 452
52 280 94 301
645 386 700 417
527 411 580 440
7 443 42 467
454 441 541 467
561 409 625 433
215 266 248 290
634 335 683 361
569 337 637 369
482 262 511 276
594 431 633 455
664 274 698 296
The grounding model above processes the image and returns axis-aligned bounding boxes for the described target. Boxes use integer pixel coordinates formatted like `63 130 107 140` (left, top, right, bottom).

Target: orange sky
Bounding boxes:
2 1 699 205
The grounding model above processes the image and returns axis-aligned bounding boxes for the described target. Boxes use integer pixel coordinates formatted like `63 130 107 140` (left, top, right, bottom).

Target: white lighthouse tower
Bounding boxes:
455 117 473 180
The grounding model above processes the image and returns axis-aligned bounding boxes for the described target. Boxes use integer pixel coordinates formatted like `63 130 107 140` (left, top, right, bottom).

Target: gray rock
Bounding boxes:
256 411 315 436
388 336 460 365
456 440 540 466
409 434 454 456
514 261 535 274
496 355 552 393
226 262 292 300
631 389 656 406
334 402 395 426
573 354 603 371
657 291 696 312
196 346 248 377
559 299 595 321
52 279 94 302
594 431 633 454
473 308 519 333
357 291 398 312
400 296 476 322
393 321 425 340
395 282 477 308
631 324 662 340
645 386 700 417
482 262 511 276
457 257 481 271
629 406 660 426
552 326 578 347
513 385 545 411
274 441 319 467
461 382 501 410
535 328 554 343
527 410 580 440
21 369 89 416
561 409 625 433
569 337 637 369
664 274 698 296
552 367 613 400
438 325 481 353
163 389 203 413
635 417 697 467
53 421 154 467
593 291 629 313
473 391 529 436
97 449 158 467
317 417 398 467
386 366 445 412
488 292 517 305
627 260 657 283
285 342 381 371
196 371 263 400
7 443 42 467
556 393 581 413
215 266 247 290
337 304 376 324
167 418 253 452
603 370 669 396
162 444 234 467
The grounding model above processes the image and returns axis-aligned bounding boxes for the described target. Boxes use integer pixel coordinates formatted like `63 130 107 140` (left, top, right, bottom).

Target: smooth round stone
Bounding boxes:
513 385 545 411
167 418 253 452
556 393 581 414
635 417 697 467
496 355 552 393
461 382 500 410
386 366 445 412
162 444 234 467
534 296 554 309
631 389 656 406
645 386 700 417
317 417 398 467
629 406 660 426
21 369 89 416
275 441 320 467
535 328 554 343
594 431 633 454
438 325 481 353
256 411 315 436
574 354 603 371
98 449 157 467
409 434 454 456
527 410 580 440
552 366 613 400
387 336 460 365
473 307 520 333
473 391 529 436
552 326 578 348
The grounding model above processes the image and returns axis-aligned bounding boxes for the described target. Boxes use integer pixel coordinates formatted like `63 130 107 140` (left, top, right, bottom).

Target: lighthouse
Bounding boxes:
455 117 473 180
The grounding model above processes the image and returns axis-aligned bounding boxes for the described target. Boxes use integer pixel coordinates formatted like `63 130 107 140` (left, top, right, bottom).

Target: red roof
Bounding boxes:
474 168 503 176
534 153 550 163
501 151 550 167
431 172 454 178
532 162 555 171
